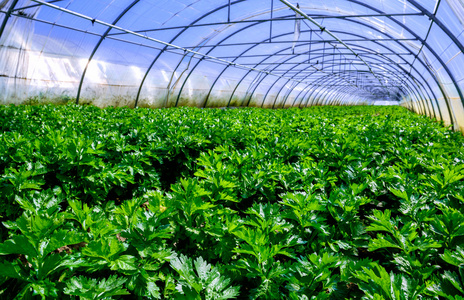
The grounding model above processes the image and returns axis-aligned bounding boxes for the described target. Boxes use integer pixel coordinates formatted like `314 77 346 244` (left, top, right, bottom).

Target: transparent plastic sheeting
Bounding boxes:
0 0 463 131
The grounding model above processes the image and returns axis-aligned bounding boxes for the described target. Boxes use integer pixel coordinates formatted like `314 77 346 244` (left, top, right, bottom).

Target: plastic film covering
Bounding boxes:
0 0 463 131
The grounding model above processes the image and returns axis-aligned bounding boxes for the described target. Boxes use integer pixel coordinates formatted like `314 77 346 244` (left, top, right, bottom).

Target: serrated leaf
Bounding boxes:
110 255 138 272
81 237 127 261
441 246 464 267
63 275 129 299
171 254 239 299
368 234 402 252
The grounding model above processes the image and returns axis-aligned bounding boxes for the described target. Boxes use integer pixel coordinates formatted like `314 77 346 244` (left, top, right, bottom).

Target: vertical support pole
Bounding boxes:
322 42 325 70
332 46 335 73
0 0 20 42
228 0 231 23
270 0 274 42
349 62 352 86
308 30 312 63
339 53 341 75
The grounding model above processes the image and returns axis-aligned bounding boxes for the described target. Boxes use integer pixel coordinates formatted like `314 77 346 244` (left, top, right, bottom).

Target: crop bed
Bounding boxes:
0 104 463 299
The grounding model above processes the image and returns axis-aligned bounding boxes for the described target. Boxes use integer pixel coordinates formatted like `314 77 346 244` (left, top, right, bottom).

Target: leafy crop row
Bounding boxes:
0 104 463 299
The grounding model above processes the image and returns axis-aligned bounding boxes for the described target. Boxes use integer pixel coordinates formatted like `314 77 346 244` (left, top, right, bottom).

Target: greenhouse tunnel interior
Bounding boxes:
1 0 464 132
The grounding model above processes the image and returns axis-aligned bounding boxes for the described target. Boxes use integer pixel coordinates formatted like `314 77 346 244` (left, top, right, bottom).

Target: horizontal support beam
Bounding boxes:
107 13 424 36
166 38 419 50
237 62 410 66
217 52 413 59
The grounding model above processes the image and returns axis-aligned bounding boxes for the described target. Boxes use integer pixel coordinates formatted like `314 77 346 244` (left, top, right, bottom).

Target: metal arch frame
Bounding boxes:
170 8 421 108
272 56 419 110
278 80 305 108
288 70 408 106
299 80 364 107
339 1 441 116
305 76 368 107
250 49 367 108
323 83 355 106
267 58 385 109
27 0 318 108
76 0 140 104
194 15 438 117
271 19 442 118
134 0 246 108
209 1 458 119
288 69 380 108
171 26 365 108
297 75 359 107
8 0 63 12
318 71 406 105
205 40 378 108
216 52 415 59
259 48 412 109
322 76 394 106
167 38 420 50
291 79 344 107
242 40 430 116
228 21 444 119
194 16 441 114
328 86 347 105
6 0 463 120
24 0 446 113
300 80 358 107
298 83 322 107
330 86 359 106
317 82 361 106
292 84 313 107
28 0 316 108
175 26 364 108
279 0 388 91
195 22 289 108
408 0 464 56
335 48 437 119
313 78 349 106
262 65 309 108
0 0 20 43
301 56 431 116
104 14 424 37
244 52 362 109
302 71 403 107
298 71 402 108
273 75 315 109
346 0 464 121
238 51 398 110
223 46 335 107
260 66 306 108
186 35 378 110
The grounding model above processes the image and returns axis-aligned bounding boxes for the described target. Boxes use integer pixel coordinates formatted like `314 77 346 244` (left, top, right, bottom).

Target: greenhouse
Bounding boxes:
0 0 463 130
1 0 464 299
